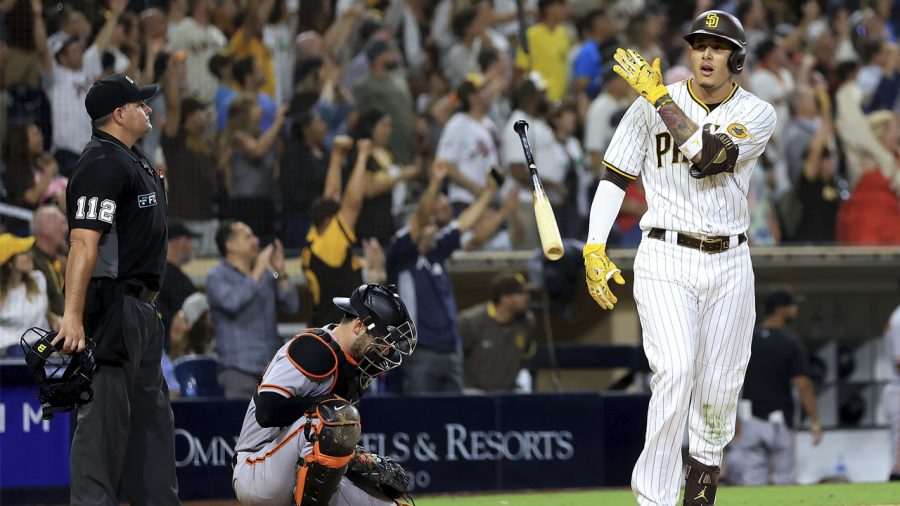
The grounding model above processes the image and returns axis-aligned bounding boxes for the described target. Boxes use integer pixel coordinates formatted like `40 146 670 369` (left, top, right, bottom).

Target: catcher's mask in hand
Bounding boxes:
20 327 97 420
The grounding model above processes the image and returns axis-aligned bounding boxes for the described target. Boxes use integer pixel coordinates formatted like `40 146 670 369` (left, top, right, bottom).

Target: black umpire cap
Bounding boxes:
85 74 158 121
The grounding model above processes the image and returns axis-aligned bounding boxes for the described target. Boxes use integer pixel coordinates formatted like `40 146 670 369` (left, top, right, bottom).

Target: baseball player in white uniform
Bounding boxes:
884 305 900 481
582 10 776 506
232 284 417 506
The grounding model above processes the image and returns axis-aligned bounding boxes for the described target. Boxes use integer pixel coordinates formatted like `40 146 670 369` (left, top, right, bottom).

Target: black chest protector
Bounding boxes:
291 328 365 404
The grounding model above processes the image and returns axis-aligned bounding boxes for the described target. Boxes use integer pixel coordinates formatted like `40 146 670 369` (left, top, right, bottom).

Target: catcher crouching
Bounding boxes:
231 284 417 505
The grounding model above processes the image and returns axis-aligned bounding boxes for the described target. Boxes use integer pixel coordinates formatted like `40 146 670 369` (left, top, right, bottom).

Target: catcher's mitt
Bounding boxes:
346 445 411 501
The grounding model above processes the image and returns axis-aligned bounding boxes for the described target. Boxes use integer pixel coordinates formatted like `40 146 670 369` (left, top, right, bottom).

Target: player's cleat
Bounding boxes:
683 456 720 505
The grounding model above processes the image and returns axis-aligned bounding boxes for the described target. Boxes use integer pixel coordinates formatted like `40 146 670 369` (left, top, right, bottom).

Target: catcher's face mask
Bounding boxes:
20 327 97 420
349 285 417 387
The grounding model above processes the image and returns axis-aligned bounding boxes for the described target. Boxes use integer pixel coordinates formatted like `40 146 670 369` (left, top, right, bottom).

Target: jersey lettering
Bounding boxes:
74 196 116 223
654 124 722 169
86 197 98 219
75 196 86 219
98 199 116 223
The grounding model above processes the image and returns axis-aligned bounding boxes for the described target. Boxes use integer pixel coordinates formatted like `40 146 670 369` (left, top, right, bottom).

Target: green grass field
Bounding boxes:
416 483 900 506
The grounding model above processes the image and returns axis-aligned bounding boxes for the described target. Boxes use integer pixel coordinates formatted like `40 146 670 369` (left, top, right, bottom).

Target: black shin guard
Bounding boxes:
683 456 720 505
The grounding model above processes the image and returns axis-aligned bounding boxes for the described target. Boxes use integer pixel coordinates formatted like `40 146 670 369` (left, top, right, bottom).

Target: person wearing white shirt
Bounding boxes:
584 67 636 171
883 305 900 481
167 0 227 104
749 38 795 195
436 74 501 214
36 0 124 177
263 0 298 105
0 234 52 355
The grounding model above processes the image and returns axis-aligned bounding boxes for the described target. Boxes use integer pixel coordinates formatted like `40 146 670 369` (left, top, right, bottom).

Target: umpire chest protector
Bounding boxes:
288 328 365 403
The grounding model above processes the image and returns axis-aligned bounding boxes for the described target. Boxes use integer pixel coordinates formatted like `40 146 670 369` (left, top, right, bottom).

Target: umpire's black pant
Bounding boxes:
70 293 180 505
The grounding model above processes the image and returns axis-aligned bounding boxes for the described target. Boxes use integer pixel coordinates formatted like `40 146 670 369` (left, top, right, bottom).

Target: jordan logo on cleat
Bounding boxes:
694 486 708 502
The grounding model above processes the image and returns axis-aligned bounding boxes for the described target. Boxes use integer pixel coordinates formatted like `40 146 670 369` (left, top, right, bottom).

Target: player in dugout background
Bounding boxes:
582 10 776 506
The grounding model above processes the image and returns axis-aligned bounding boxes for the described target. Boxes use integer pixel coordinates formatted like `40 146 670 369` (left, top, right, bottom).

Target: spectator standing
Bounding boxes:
571 8 615 100
749 38 795 195
263 0 298 105
167 0 227 104
218 95 286 244
228 0 277 97
161 69 218 251
157 221 198 347
351 109 420 246
548 103 584 238
29 205 68 316
352 40 415 164
584 67 635 171
793 118 842 244
302 138 388 327
387 161 499 394
38 0 126 177
1 120 65 215
783 85 824 188
514 0 572 103
458 272 536 393
836 111 900 245
441 2 493 87
281 110 330 250
835 62 897 188
724 289 822 485
436 74 501 214
0 234 51 355
206 221 299 399
218 56 278 132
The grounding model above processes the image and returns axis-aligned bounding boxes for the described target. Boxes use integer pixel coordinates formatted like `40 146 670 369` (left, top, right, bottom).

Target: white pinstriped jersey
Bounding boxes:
233 329 340 454
602 79 776 237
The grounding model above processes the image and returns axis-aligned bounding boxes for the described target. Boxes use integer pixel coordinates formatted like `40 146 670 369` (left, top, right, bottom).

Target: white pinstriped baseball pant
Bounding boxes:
630 234 755 506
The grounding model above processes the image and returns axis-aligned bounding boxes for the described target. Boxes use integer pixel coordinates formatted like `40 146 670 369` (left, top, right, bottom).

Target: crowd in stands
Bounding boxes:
1 0 898 395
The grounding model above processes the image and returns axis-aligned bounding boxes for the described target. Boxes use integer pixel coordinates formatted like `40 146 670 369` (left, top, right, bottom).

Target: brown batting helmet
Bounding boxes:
684 10 747 74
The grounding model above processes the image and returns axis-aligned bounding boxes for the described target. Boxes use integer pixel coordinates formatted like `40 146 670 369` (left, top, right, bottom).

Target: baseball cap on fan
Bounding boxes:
85 74 159 121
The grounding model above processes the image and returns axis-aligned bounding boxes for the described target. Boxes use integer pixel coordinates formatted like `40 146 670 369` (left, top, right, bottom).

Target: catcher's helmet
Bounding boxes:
334 284 417 384
684 10 747 74
20 327 97 420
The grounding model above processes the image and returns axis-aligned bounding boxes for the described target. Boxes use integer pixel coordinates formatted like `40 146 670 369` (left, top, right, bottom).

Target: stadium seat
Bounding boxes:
173 354 224 398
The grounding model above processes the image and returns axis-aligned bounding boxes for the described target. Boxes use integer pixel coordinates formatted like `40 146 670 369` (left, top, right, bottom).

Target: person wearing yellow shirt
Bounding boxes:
514 0 572 102
228 2 277 97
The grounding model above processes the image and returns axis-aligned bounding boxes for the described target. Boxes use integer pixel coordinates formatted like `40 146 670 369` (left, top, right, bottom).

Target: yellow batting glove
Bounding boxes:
583 243 626 310
612 48 667 106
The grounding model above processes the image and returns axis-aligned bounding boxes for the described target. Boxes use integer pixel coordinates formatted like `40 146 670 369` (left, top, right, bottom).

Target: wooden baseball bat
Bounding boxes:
513 120 564 261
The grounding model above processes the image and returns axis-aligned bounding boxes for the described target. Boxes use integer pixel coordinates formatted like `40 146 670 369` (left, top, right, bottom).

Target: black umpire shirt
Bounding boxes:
66 129 167 290
741 326 811 428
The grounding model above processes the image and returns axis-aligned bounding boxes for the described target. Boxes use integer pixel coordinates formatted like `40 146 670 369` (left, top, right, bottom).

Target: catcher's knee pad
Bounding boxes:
294 398 361 505
683 456 720 505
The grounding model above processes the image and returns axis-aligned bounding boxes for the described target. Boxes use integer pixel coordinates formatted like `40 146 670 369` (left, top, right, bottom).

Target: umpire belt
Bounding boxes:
123 282 159 304
648 228 747 254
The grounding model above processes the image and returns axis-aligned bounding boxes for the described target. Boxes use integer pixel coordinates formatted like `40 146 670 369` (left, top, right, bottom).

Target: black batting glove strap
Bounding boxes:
689 124 738 179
